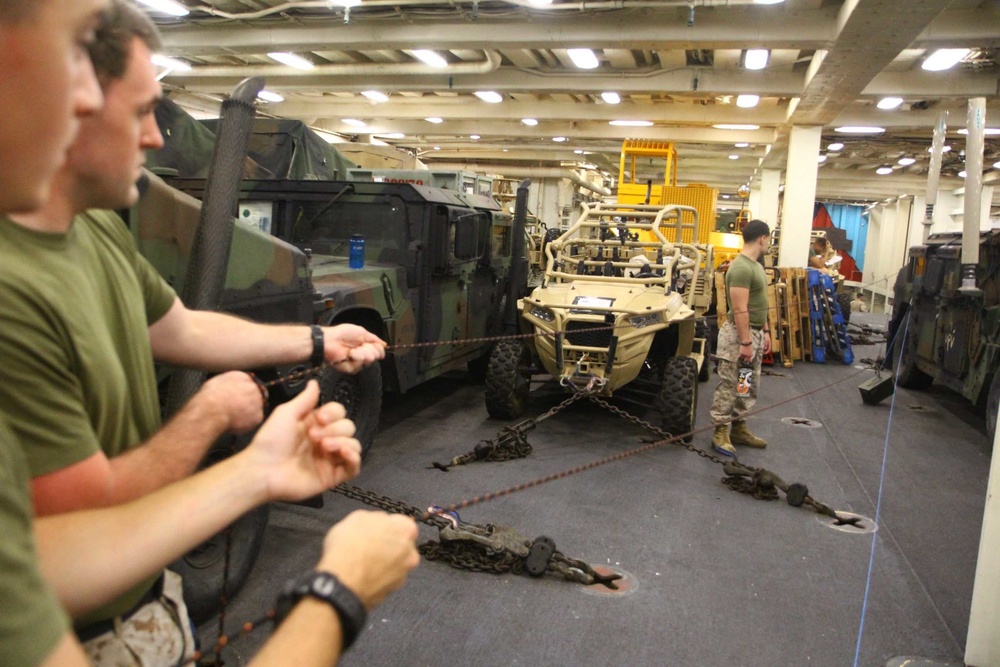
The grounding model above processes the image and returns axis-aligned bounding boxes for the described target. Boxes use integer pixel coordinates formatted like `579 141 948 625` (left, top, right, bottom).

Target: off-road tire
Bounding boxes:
485 339 532 419
895 319 932 391
171 436 270 625
837 291 852 326
656 356 699 443
319 362 382 457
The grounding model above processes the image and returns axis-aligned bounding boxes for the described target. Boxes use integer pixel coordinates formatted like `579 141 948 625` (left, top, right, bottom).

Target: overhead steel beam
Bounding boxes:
158 5 998 54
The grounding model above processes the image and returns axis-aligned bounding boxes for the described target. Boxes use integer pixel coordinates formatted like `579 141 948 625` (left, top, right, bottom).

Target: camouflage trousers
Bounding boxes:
709 321 765 426
81 570 195 667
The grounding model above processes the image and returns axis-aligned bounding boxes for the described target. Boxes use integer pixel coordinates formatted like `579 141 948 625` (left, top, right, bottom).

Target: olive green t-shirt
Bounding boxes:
0 419 71 667
725 253 769 329
0 210 176 625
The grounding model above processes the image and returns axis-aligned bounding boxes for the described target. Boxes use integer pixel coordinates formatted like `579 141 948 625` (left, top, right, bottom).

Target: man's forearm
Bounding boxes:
155 307 312 372
103 390 231 504
250 598 343 667
34 450 268 617
733 308 752 343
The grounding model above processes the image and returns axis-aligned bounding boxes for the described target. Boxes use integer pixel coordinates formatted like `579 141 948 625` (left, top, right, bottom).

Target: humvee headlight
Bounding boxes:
529 305 556 322
629 311 663 328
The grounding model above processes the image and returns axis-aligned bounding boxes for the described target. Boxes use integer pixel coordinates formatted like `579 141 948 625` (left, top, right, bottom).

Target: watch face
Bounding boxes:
311 573 338 597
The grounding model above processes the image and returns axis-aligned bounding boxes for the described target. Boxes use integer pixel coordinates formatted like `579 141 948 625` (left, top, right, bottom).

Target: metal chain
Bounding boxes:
430 390 589 471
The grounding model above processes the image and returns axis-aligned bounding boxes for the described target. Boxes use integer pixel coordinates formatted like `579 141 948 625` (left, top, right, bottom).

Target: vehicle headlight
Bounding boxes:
529 305 556 322
629 311 663 328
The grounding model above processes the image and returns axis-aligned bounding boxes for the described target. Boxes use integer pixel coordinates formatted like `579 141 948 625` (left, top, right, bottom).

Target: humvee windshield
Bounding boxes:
290 195 408 255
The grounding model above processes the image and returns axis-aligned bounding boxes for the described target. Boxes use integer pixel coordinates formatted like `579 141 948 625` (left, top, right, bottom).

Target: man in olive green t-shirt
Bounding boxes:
709 220 773 457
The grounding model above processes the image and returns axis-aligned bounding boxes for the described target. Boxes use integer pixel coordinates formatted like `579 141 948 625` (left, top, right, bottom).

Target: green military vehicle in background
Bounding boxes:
136 101 524 622
892 230 1000 442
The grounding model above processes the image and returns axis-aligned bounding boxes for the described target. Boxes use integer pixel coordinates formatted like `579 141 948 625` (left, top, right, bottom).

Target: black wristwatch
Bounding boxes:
274 571 367 651
310 324 325 367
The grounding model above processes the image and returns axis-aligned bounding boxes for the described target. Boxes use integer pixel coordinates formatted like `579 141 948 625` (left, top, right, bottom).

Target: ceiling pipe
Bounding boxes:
166 50 502 78
431 163 612 196
189 0 775 20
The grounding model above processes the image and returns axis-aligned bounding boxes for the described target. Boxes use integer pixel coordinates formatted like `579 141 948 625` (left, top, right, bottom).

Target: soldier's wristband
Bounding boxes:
740 340 752 346
310 324 326 367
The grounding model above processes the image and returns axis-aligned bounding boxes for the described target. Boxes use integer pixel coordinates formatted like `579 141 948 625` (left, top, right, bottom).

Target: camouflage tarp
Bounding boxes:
201 117 357 181
149 96 273 179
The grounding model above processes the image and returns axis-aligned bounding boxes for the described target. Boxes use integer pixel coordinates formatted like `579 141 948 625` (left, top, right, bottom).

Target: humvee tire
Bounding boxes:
896 322 932 390
320 362 382 457
656 356 699 442
485 339 532 419
172 436 269 625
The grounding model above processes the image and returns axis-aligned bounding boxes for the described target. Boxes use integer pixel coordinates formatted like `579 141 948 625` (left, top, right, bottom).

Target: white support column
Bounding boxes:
748 187 762 223
966 406 1000 666
778 126 822 267
758 169 781 229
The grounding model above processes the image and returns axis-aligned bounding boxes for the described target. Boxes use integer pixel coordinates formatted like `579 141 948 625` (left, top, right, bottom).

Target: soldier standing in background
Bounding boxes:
710 220 772 457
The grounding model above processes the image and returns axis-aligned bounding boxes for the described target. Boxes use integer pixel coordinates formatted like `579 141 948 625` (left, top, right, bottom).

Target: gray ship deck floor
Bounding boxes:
200 313 992 667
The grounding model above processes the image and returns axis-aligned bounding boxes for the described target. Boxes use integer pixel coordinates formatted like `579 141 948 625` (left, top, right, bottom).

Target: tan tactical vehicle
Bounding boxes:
485 203 711 440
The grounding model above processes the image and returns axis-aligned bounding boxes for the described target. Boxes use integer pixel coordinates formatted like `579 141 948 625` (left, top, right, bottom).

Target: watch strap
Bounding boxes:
275 571 367 651
310 324 325 367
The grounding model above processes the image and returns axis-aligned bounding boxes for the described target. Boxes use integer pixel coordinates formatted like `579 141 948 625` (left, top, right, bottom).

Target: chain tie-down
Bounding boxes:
333 485 622 589
429 389 590 471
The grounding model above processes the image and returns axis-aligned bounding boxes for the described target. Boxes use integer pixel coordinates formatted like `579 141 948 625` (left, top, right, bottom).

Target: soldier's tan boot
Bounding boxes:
730 420 767 448
711 425 736 457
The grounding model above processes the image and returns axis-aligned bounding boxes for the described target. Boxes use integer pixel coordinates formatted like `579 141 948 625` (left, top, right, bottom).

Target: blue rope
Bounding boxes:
852 306 911 666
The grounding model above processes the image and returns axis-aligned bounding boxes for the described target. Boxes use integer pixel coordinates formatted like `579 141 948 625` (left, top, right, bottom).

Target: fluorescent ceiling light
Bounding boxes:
521 118 539 126
743 49 769 70
713 124 760 130
361 90 389 103
736 94 760 108
503 148 509 152
268 52 314 70
529 0 554 5
876 166 893 175
341 118 367 128
470 134 481 140
994 161 1000 170
728 155 739 160
957 128 1000 136
753 0 785 4
722 194 731 199
735 142 750 148
834 126 885 134
567 49 600 70
378 132 405 139
433 146 441 150
151 54 191 72
921 48 970 72
827 142 844 151
574 149 585 154
817 154 827 163
474 91 503 104
959 170 967 178
927 145 953 152
601 92 621 104
898 157 916 166
425 117 443 124
411 50 448 68
877 97 904 110
137 0 189 16
609 120 653 127
256 90 284 103
330 0 361 6
553 136 568 142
